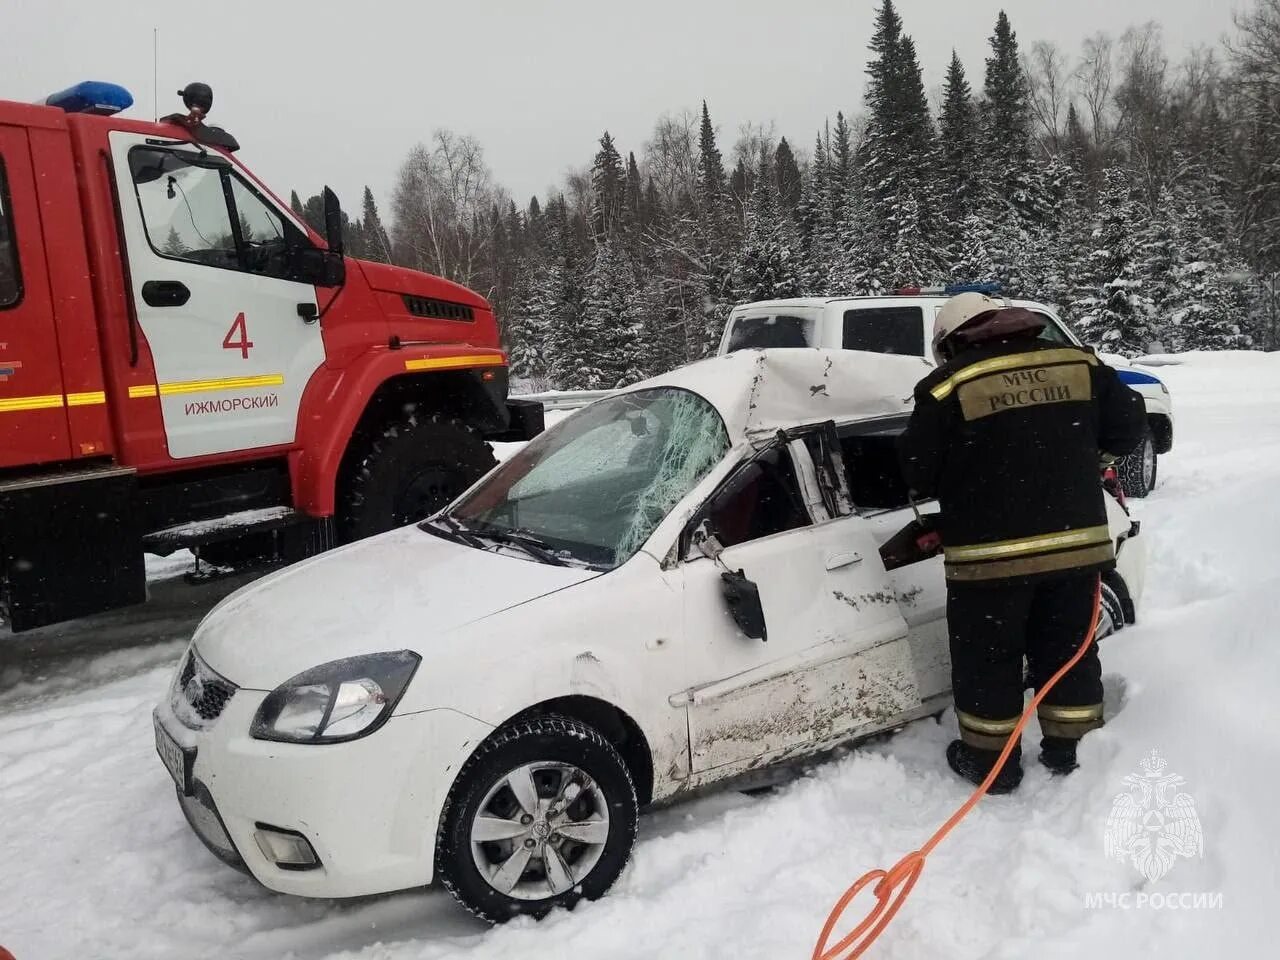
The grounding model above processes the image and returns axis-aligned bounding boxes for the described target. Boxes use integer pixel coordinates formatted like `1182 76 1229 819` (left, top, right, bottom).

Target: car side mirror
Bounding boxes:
690 519 769 641
289 246 345 288
720 569 768 641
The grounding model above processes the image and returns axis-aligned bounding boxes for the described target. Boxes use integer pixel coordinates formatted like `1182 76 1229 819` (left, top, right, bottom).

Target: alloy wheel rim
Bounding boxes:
470 761 611 901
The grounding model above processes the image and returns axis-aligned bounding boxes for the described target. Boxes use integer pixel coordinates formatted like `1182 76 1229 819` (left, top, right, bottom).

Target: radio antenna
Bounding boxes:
152 28 159 121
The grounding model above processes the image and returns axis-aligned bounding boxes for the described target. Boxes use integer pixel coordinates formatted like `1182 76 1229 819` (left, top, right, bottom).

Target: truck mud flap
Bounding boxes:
1 466 145 632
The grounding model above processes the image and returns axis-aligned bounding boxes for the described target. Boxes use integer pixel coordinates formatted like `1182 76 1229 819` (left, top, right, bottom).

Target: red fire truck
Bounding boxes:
0 81 541 632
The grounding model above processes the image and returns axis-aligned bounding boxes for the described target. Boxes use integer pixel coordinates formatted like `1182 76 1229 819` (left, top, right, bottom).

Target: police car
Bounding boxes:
718 284 1173 497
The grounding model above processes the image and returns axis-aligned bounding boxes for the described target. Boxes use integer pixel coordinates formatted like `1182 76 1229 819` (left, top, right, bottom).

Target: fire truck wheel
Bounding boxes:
339 410 496 543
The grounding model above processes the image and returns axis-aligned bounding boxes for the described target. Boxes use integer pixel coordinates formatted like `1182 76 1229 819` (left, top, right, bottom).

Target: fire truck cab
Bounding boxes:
0 81 540 632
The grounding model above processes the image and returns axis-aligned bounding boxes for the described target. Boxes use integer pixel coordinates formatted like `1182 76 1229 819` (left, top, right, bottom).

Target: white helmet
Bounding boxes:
932 292 1005 364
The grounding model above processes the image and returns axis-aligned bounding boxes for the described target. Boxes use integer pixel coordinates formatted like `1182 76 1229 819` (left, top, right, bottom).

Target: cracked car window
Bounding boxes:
451 388 729 568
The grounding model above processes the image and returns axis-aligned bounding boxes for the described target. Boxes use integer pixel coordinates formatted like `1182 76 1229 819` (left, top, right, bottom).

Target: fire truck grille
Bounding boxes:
402 295 474 322
175 651 237 724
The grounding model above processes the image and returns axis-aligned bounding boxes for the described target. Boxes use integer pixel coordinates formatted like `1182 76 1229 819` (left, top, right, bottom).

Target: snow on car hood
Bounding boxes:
192 525 598 689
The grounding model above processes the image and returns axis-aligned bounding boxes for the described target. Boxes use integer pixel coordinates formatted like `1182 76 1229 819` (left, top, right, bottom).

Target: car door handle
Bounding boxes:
140 280 191 307
825 552 862 570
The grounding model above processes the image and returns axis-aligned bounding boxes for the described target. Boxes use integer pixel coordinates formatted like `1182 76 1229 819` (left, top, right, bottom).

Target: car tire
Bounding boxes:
338 409 496 543
1117 428 1158 499
435 716 638 924
1096 578 1125 640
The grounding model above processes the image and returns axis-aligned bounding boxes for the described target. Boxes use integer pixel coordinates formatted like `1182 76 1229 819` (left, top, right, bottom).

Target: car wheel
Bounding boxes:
339 409 496 543
1117 428 1157 498
436 716 638 923
1096 578 1125 640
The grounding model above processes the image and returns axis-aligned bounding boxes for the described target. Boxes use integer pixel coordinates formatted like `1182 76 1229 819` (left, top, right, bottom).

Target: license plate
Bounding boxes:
154 712 194 796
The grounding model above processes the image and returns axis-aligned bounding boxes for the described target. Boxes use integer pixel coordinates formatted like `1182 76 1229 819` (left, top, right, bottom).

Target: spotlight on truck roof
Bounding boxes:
178 82 214 117
44 81 133 116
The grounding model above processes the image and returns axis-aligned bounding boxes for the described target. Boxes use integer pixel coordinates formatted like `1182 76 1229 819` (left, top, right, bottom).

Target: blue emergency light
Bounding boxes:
944 282 1004 296
44 81 134 116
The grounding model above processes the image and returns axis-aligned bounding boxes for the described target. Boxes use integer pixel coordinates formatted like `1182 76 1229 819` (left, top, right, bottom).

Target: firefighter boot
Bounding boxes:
946 740 1023 794
1039 736 1079 775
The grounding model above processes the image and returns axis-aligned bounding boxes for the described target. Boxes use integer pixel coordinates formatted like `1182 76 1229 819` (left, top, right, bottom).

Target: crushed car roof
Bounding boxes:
635 348 930 443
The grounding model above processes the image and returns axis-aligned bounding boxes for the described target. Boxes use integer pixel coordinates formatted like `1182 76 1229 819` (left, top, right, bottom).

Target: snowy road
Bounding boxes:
1 354 1275 959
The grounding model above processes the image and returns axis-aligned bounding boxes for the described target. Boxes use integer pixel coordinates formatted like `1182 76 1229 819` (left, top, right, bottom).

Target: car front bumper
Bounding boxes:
154 688 493 898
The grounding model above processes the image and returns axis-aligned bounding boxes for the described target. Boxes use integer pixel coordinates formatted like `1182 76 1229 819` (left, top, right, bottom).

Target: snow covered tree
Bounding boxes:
161 226 189 256
733 150 801 302
580 239 646 388
1070 166 1155 354
774 137 802 213
938 51 982 257
980 11 1045 224
859 1 939 287
591 132 626 240
360 186 392 263
697 100 727 212
796 135 836 294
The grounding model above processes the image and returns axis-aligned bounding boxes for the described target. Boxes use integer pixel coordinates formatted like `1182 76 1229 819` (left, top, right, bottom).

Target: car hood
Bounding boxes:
193 525 598 689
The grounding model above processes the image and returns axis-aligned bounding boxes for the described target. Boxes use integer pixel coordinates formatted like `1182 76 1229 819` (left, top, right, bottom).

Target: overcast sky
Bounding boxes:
6 0 1242 220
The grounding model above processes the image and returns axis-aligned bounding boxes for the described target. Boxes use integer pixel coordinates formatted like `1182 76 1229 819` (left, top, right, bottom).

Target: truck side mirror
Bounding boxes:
289 246 346 288
323 186 345 257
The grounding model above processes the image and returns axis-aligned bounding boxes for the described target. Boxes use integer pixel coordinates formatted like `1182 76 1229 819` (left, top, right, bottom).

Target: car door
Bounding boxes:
675 432 917 775
837 415 951 702
109 132 326 459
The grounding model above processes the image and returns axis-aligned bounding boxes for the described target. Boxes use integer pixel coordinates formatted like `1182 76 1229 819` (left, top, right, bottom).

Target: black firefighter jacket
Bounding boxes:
898 337 1147 584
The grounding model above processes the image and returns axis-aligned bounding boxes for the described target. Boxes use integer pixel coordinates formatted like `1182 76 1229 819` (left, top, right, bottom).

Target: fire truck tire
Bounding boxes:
339 409 496 543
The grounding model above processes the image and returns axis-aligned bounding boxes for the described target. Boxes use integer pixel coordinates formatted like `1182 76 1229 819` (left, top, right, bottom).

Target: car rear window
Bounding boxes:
726 314 815 351
842 307 925 356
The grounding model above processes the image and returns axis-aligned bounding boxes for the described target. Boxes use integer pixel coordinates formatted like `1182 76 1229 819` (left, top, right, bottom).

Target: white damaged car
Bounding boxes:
152 349 1147 921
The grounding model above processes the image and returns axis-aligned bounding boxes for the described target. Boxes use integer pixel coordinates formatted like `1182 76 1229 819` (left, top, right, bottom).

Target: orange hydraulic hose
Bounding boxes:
812 576 1104 960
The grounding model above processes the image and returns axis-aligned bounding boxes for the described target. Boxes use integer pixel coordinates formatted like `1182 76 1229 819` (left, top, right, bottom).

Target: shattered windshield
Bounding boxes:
443 388 729 569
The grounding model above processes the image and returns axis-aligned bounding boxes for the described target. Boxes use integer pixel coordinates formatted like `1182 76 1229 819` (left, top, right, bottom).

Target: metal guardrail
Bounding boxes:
516 389 617 412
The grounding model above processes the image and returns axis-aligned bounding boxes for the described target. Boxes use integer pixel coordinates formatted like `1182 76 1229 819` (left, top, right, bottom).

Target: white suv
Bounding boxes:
718 287 1173 497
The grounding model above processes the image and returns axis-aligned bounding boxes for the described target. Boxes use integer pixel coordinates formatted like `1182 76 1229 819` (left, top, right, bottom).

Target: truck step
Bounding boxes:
142 506 308 555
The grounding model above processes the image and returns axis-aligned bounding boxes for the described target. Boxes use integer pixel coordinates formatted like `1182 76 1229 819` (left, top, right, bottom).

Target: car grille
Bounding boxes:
174 651 237 725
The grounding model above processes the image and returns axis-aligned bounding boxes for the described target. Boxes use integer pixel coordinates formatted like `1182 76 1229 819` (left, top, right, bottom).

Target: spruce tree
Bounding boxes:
624 152 643 232
360 186 391 263
981 11 1044 223
796 135 835 294
581 239 645 388
697 101 727 212
591 131 626 240
1071 166 1154 354
733 150 801 302
938 52 981 259
859 1 939 288
830 113 854 217
774 137 802 213
289 190 305 218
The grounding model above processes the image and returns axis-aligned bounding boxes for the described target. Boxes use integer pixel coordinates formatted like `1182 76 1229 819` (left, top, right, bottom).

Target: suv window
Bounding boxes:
727 314 815 351
705 446 810 547
1032 311 1075 346
128 147 312 282
0 161 22 309
842 307 925 356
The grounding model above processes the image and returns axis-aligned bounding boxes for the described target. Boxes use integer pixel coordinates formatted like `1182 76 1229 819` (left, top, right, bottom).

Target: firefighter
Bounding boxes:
898 292 1146 792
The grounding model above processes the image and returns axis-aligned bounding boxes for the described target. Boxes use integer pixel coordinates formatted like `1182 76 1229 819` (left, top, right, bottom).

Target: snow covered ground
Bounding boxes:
1 353 1276 959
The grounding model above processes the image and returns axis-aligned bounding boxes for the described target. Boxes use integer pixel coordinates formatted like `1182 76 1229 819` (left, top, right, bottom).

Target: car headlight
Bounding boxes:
250 652 420 743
